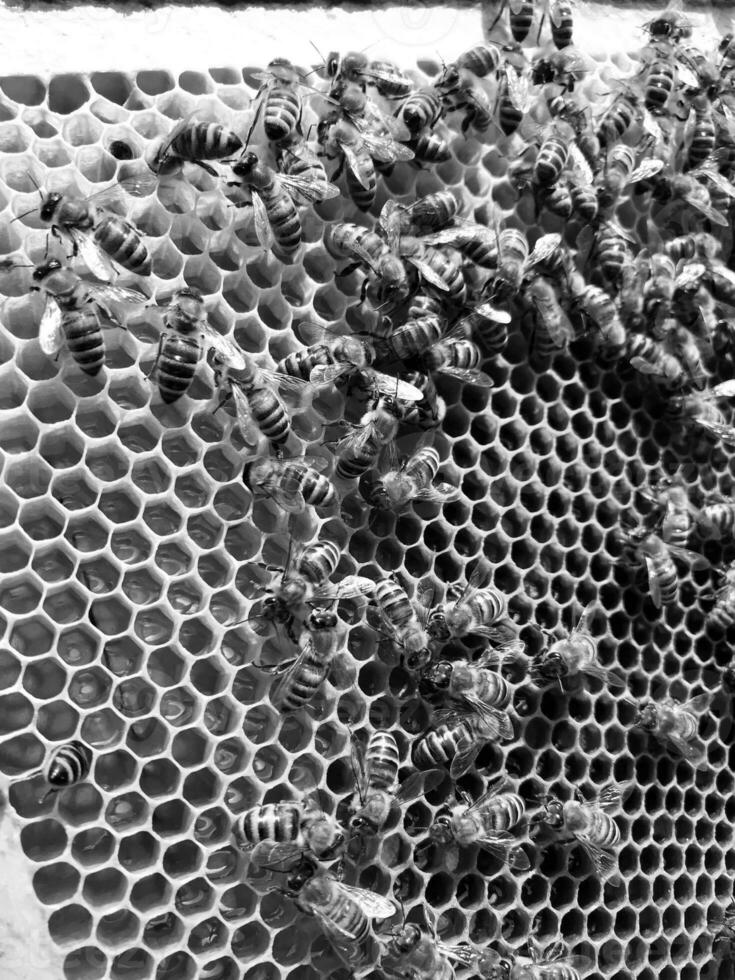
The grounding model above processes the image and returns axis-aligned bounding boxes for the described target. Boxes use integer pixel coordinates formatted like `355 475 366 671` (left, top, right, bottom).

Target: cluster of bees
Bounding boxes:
7 0 735 976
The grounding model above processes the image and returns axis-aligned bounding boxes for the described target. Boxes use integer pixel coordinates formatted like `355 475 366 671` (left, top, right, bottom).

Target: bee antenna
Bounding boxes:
309 40 327 65
10 207 40 223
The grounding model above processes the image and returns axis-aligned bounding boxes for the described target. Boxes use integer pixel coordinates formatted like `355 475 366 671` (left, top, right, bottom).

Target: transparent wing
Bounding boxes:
506 66 531 111
477 834 531 869
575 834 618 878
204 326 247 371
568 144 593 185
313 575 377 601
353 127 415 163
412 483 462 505
269 481 307 513
251 192 275 250
644 555 663 607
340 141 373 190
526 233 562 270
153 112 199 170
38 296 65 355
681 191 728 226
630 159 664 183
229 383 265 443
68 228 115 282
310 362 351 388
682 692 713 715
350 733 368 800
449 738 483 780
406 257 451 292
377 200 404 251
596 782 629 811
271 639 316 700
372 372 424 401
664 729 707 767
582 661 627 690
277 171 341 204
395 768 444 805
462 697 515 740
337 882 396 919
667 544 709 570
255 369 313 408
433 366 495 387
88 283 148 306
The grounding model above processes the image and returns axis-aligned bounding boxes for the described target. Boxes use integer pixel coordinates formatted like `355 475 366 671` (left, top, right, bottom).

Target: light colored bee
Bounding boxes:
365 445 460 513
697 496 735 542
627 528 708 608
413 708 513 778
533 783 630 879
419 643 522 725
483 939 596 980
25 741 93 803
380 906 489 980
242 455 336 513
670 380 735 447
149 287 247 404
530 604 625 692
708 901 735 971
247 58 323 145
638 475 695 547
525 275 575 358
333 397 406 482
228 150 340 258
422 337 495 387
427 565 515 644
152 111 243 175
488 227 529 311
246 540 375 642
266 610 347 713
234 796 344 860
429 776 530 870
30 259 147 377
263 850 395 979
349 730 442 843
706 561 735 629
633 692 712 769
372 576 434 672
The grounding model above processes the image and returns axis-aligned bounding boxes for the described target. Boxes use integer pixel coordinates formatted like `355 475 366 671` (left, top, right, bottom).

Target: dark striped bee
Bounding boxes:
395 87 445 140
422 337 494 387
273 851 395 978
380 906 488 980
372 575 434 671
408 130 453 165
642 2 692 44
496 62 532 136
365 445 460 513
326 221 411 309
532 783 629 879
434 61 495 135
626 527 708 607
242 455 337 513
32 259 146 376
27 741 93 803
247 58 323 145
149 287 246 404
595 144 664 213
485 0 535 43
246 540 375 643
536 0 574 48
209 348 309 450
573 284 625 352
530 47 589 91
412 709 509 778
626 334 689 387
525 275 575 358
708 901 735 973
596 87 641 147
592 220 636 286
419 222 500 270
428 565 513 644
227 150 339 259
531 604 625 692
420 644 522 717
392 191 459 235
234 796 344 860
267 609 345 713
705 561 735 630
17 175 154 281
334 394 422 481
488 227 529 308
326 50 413 99
483 940 595 980
276 134 334 190
398 236 468 305
349 730 442 845
392 370 447 431
697 497 735 542
152 112 243 175
428 776 529 869
687 93 717 168
633 693 712 769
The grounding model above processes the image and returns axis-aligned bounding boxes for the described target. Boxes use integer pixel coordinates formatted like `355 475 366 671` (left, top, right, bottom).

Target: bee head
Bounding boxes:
635 700 658 731
429 811 453 843
403 647 432 673
285 854 318 892
306 610 338 631
393 924 421 955
349 813 377 836
339 83 366 115
232 151 258 177
541 797 564 828
33 259 62 280
420 661 452 692
39 191 62 223
341 50 369 78
366 481 391 511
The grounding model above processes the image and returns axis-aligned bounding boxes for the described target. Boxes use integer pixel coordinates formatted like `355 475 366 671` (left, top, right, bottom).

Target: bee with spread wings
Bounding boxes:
530 603 626 692
242 455 337 514
633 692 713 769
151 111 243 176
483 939 596 980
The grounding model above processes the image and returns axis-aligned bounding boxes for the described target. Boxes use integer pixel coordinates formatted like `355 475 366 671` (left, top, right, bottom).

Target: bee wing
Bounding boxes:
664 729 707 767
449 738 483 780
314 575 376 601
153 112 198 170
339 141 373 190
568 144 593 185
475 301 512 325
434 366 495 388
251 368 312 409
405 257 450 292
204 327 247 371
228 383 261 442
337 882 396 920
575 834 618 878
643 555 663 608
248 840 304 869
395 768 444 806
526 233 563 270
666 544 709 570
353 127 415 163
505 65 531 112
630 356 663 377
88 283 148 307
271 638 317 700
414 577 436 618
350 732 368 798
463 697 515 740
437 942 480 968
412 483 462 505
38 296 65 355
377 373 425 402
268 480 307 514
477 833 530 869
276 171 341 205
67 227 115 283
310 363 351 388
465 775 511 810
582 661 627 690
250 191 276 250
682 193 729 227
695 419 735 446
682 691 713 715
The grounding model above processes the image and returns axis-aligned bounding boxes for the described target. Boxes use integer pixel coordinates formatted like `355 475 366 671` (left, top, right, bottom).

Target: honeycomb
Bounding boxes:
0 9 734 980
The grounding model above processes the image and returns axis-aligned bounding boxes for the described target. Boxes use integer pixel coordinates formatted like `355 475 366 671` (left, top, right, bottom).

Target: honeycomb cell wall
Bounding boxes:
0 13 733 980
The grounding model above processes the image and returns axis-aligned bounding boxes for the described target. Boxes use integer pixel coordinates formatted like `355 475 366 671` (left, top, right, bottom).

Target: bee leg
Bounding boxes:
486 0 506 34
145 335 165 381
536 12 546 44
193 161 219 177
336 262 361 278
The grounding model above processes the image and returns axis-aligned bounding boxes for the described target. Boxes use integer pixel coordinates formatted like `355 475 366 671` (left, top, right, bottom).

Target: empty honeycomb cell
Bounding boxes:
96 908 142 948
64 945 108 980
48 76 90 113
34 861 82 905
110 948 154 980
138 758 180 799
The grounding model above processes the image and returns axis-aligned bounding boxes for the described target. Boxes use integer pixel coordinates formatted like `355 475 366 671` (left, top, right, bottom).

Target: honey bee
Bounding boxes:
530 48 589 91
525 275 575 359
708 901 735 971
19 176 154 281
669 381 735 447
633 693 713 768
228 150 339 259
704 560 735 630
149 287 246 403
697 497 735 542
489 227 529 308
572 284 625 353
428 776 530 869
533 783 629 879
642 2 692 44
152 112 243 175
372 576 434 671
392 370 447 431
626 528 708 607
380 907 487 980
247 58 323 145
530 604 625 691
595 144 664 213
264 850 395 978
31 259 146 376
428 565 514 644
326 51 413 99
365 445 460 513
422 337 494 386
596 87 641 147
393 190 460 235
326 222 411 309
267 609 344 713
485 0 535 43
334 397 410 481
26 741 93 804
242 455 337 513
434 61 495 135
496 63 532 137
394 87 445 142
638 475 695 546
419 643 521 717
483 940 596 980
349 730 442 844
246 540 375 643
413 708 510 778
234 796 344 860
